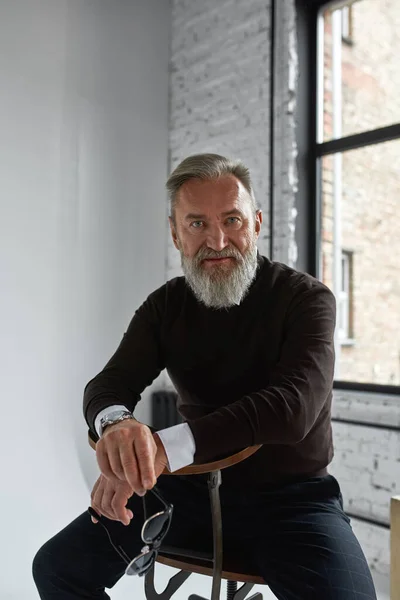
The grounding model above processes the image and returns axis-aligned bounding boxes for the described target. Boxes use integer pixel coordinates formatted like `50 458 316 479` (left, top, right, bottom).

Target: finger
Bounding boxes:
100 482 119 521
89 496 100 524
106 443 126 481
91 476 101 498
92 477 115 521
96 440 115 480
112 486 134 526
90 506 99 524
91 479 104 519
135 432 156 490
90 477 102 518
119 443 143 493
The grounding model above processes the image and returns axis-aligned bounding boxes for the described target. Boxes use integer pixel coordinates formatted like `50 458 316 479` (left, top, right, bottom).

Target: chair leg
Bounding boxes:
188 583 261 600
231 583 255 600
227 580 237 600
145 564 191 600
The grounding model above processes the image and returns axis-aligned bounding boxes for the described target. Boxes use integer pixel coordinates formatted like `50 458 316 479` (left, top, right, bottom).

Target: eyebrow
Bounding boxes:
184 209 244 221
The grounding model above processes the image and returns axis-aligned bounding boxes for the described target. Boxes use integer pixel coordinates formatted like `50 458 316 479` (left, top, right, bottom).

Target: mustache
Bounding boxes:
194 246 242 262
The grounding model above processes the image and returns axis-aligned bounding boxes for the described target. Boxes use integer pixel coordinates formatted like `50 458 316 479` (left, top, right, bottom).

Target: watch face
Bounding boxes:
100 411 132 435
103 410 130 422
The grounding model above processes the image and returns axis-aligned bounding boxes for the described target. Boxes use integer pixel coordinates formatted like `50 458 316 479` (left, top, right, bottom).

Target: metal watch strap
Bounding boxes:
99 410 133 437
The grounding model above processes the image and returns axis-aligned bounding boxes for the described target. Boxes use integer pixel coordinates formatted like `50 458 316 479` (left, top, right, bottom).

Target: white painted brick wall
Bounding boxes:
271 0 298 266
330 390 400 575
332 425 400 521
168 0 273 280
168 0 298 278
350 519 390 578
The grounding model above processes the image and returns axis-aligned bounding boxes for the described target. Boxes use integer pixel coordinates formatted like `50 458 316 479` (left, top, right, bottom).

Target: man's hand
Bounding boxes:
91 434 168 526
91 474 134 525
96 419 157 495
96 419 169 496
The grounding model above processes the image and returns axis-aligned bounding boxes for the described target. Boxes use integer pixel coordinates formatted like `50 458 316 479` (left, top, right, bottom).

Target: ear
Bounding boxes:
169 217 180 250
255 210 262 237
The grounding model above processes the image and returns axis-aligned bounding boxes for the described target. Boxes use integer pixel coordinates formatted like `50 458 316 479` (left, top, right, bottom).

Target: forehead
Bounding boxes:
176 175 251 213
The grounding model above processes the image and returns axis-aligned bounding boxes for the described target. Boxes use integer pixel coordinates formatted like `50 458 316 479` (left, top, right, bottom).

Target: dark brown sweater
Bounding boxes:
84 255 336 488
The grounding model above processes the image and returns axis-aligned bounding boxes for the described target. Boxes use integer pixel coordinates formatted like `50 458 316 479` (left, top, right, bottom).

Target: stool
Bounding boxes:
88 432 263 600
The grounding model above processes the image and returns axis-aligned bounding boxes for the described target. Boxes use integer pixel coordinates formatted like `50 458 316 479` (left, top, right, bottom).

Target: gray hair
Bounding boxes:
166 153 257 220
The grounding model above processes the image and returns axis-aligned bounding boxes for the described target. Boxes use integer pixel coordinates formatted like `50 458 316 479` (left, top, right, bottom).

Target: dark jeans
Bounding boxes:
33 473 377 600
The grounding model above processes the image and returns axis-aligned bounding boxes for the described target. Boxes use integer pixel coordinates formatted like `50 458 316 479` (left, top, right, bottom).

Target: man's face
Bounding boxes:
169 175 262 308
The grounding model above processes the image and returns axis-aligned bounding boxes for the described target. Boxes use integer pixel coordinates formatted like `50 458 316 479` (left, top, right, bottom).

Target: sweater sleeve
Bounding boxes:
186 282 336 463
83 289 165 439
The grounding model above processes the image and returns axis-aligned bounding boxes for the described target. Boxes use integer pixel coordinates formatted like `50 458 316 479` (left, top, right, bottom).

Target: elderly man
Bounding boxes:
33 154 377 599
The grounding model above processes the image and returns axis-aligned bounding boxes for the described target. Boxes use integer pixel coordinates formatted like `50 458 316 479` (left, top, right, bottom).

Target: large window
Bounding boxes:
316 0 400 385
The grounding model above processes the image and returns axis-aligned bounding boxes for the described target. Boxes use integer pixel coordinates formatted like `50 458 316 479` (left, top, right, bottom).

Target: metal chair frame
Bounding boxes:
89 431 263 600
145 468 263 600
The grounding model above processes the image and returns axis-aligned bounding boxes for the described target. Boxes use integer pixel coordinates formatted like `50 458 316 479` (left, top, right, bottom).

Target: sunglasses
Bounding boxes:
88 485 173 577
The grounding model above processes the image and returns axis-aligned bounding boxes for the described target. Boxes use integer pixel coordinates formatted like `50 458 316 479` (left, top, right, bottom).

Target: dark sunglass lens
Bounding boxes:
143 512 170 543
126 551 155 576
138 552 155 577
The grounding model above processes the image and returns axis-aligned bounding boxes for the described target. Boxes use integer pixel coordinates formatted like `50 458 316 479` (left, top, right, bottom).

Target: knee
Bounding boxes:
32 539 60 591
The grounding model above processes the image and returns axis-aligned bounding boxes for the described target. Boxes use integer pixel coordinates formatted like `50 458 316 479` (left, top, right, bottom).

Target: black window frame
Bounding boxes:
295 0 400 394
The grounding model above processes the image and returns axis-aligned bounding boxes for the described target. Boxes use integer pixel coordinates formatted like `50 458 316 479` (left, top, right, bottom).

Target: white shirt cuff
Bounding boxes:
94 405 129 437
156 422 196 473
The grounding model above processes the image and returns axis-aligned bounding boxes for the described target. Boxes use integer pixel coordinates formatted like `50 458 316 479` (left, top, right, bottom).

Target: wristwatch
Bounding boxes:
99 409 134 437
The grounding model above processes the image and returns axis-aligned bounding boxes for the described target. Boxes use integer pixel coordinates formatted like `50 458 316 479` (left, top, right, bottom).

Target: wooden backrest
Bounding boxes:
88 430 261 475
164 444 262 475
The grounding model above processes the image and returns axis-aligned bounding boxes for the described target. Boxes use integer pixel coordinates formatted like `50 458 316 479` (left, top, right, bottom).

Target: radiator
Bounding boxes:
151 390 182 430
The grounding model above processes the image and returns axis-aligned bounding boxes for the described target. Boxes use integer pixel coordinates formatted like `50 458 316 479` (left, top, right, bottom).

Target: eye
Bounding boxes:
190 221 204 229
226 216 241 225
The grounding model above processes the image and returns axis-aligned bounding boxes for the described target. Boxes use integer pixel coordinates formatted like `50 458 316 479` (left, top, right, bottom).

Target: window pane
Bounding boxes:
320 0 400 141
320 139 400 385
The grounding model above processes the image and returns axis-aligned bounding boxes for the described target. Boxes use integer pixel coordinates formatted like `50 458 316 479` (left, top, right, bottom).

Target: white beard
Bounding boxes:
181 242 258 309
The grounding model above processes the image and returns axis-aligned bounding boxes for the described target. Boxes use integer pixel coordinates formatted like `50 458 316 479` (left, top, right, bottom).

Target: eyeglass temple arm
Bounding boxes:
87 507 132 565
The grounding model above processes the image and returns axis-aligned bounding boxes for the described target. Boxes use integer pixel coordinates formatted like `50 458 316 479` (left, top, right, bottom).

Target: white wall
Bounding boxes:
0 1 170 598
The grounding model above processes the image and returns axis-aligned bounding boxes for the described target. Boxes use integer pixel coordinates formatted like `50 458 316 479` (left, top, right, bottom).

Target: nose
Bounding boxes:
205 224 229 252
